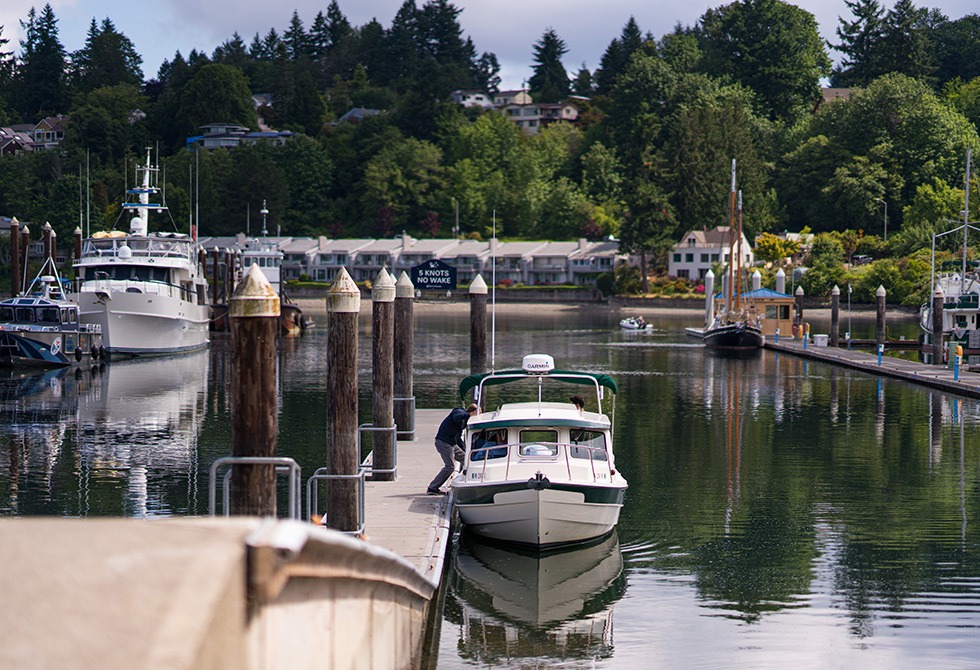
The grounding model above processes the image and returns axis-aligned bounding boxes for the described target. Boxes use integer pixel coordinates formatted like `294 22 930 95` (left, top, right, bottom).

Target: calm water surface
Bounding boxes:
3 304 980 668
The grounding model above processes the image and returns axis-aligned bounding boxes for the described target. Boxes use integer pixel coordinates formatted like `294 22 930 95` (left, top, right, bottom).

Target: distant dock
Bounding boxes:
766 339 980 399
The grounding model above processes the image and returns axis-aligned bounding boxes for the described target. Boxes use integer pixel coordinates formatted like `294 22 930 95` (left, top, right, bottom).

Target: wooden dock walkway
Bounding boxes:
362 408 455 585
766 339 980 399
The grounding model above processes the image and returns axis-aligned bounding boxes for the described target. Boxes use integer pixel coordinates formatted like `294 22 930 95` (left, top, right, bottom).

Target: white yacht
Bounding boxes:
452 354 627 548
240 236 309 335
71 149 210 358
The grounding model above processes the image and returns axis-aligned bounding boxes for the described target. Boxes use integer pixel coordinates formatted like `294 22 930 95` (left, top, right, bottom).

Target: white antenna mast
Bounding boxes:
491 209 496 373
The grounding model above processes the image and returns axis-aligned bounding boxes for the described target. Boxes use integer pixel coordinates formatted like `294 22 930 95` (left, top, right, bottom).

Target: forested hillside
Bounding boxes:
1 0 979 300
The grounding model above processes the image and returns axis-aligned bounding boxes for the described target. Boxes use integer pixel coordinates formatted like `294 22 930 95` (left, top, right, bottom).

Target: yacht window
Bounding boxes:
1 307 13 321
15 307 34 322
471 429 508 460
38 308 59 323
519 429 558 456
570 429 607 460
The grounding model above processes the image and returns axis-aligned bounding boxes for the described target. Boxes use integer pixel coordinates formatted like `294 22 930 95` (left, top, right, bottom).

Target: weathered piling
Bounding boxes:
830 285 840 347
19 225 30 287
224 248 233 304
326 267 361 531
795 286 804 326
704 269 715 325
73 227 82 271
229 265 280 516
932 287 944 364
394 271 415 440
10 218 20 296
42 223 51 262
211 249 220 305
876 285 887 348
372 268 396 481
50 230 57 266
469 274 488 375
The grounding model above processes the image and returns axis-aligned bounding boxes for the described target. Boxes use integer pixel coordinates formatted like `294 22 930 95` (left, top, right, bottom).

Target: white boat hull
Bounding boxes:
74 287 209 357
455 485 624 547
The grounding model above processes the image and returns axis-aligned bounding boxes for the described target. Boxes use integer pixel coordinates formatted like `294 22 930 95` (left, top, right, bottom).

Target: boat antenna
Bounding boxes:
491 209 497 373
964 146 972 289
195 147 200 238
726 158 736 313
86 149 90 238
735 189 743 312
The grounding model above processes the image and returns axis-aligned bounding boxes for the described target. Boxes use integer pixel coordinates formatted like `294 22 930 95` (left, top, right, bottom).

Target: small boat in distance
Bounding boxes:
240 236 312 336
700 159 764 351
619 316 651 331
452 354 628 548
70 148 210 358
0 257 104 367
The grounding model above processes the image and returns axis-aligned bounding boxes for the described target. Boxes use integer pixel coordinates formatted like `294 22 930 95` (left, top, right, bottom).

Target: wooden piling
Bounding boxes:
19 226 30 290
394 272 415 440
830 285 840 347
932 287 944 364
469 274 488 375
876 285 887 348
10 219 19 296
229 265 281 516
794 286 804 326
73 227 82 275
224 248 233 304
211 249 220 305
42 223 52 263
372 268 396 481
327 267 361 531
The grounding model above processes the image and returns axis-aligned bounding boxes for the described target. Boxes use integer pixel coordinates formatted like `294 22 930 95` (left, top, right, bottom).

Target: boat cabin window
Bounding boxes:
61 307 77 325
519 429 558 456
570 429 607 460
37 307 60 323
94 265 170 283
15 307 34 322
1 307 13 321
471 429 508 461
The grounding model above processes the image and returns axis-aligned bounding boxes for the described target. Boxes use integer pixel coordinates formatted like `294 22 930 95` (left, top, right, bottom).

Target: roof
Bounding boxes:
675 227 748 248
715 288 792 300
459 369 618 401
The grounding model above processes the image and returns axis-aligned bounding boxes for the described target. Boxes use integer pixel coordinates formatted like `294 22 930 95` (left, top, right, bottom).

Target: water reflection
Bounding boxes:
1 352 208 517
444 530 625 666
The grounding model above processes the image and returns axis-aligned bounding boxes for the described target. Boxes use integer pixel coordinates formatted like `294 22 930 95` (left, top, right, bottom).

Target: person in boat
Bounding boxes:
427 403 478 495
570 395 585 413
471 429 507 461
636 316 646 328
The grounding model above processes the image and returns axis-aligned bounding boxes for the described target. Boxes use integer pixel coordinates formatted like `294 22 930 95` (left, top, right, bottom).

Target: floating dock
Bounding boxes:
766 338 980 399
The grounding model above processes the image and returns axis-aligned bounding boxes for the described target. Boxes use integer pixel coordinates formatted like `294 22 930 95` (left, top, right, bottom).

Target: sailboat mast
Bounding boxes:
735 190 743 312
964 147 972 286
726 159 736 313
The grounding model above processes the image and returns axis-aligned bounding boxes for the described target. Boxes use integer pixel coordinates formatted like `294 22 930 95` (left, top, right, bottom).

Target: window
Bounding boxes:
687 238 696 247
673 253 681 262
519 429 558 456
569 429 607 460
678 269 690 279
700 253 710 262
685 253 694 262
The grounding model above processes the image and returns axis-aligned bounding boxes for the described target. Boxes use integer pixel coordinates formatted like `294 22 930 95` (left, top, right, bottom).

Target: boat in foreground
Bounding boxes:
0 258 104 367
451 354 627 548
619 316 651 331
70 148 210 358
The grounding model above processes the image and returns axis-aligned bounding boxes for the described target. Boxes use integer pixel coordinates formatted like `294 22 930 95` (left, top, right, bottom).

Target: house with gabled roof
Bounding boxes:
391 234 461 277
32 115 68 150
0 127 34 156
668 227 753 280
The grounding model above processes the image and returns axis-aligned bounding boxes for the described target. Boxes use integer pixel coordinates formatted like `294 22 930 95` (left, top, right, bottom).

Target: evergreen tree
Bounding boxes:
326 0 353 48
283 10 310 61
879 0 936 83
382 0 421 88
528 28 570 103
0 24 14 120
474 52 501 93
931 13 980 84
594 17 644 95
309 12 330 59
16 4 67 118
71 17 143 93
212 32 250 71
832 0 886 86
571 64 594 96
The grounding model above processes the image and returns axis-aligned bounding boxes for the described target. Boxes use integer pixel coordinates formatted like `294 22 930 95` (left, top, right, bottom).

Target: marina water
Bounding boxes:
3 305 980 667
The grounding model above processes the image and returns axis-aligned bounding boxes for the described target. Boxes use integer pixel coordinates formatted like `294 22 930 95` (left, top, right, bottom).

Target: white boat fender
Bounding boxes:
527 472 551 490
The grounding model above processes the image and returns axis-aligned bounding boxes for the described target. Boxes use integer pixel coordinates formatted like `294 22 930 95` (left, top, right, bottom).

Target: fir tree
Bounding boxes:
832 0 885 86
17 4 67 118
528 28 570 103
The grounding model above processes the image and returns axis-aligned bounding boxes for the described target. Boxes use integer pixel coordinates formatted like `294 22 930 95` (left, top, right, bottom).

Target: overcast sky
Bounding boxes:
1 0 977 90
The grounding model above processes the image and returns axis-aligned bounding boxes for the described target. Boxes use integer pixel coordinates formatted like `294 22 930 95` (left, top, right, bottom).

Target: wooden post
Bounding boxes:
50 230 57 268
229 265 280 516
372 268 396 481
20 225 30 290
469 274 488 374
42 222 52 263
932 286 944 365
830 285 840 347
394 271 415 440
73 227 82 281
224 248 233 304
794 285 804 326
211 248 220 305
10 218 20 296
876 285 887 348
326 267 360 531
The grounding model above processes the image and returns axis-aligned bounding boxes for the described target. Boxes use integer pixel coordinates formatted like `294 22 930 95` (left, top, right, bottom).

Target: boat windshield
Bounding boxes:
88 265 170 282
37 307 60 323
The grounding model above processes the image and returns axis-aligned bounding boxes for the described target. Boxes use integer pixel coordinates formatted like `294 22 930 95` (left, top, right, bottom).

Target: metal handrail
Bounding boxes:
358 423 399 476
208 456 302 519
306 467 366 536
393 396 416 439
468 441 611 483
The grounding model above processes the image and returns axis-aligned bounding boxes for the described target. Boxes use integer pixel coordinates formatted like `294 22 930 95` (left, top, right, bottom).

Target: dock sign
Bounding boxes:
411 259 457 291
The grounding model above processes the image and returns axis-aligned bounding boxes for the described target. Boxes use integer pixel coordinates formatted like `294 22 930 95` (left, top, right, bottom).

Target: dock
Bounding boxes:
363 408 455 584
0 408 458 670
766 339 980 399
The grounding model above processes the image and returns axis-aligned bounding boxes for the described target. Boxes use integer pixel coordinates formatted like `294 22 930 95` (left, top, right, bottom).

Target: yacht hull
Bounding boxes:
455 483 625 547
74 289 209 357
